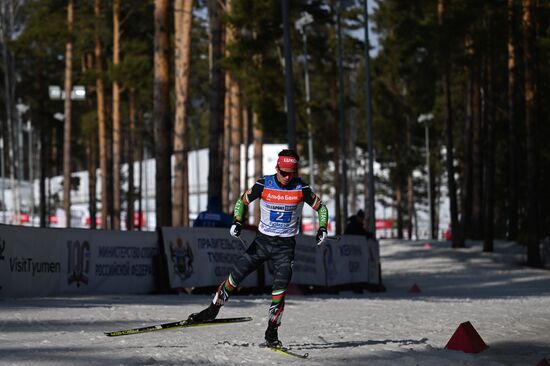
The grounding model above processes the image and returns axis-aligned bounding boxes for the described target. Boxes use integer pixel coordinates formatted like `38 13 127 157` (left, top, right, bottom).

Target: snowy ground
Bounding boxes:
1 239 549 366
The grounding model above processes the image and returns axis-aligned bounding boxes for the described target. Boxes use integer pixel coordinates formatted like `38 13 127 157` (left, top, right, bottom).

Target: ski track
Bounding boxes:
1 239 549 365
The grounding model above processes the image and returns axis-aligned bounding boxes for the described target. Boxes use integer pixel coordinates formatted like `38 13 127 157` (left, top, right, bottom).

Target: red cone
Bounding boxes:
409 283 421 293
445 321 489 353
423 243 432 249
537 358 550 366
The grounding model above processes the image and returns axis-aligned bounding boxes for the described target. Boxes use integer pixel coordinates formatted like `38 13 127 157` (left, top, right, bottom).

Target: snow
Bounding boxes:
1 239 549 365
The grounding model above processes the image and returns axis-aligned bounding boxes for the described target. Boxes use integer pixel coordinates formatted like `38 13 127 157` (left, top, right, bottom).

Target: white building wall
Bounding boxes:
0 144 450 238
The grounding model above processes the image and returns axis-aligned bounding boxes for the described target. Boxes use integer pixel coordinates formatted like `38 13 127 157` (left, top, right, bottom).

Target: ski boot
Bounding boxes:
264 321 283 348
187 303 221 324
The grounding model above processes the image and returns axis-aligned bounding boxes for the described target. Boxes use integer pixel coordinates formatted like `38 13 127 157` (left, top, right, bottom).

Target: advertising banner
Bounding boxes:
162 227 259 288
0 224 158 297
322 236 371 286
162 227 380 289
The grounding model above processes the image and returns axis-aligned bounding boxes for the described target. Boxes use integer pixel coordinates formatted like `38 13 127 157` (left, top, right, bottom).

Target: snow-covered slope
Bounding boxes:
1 239 549 365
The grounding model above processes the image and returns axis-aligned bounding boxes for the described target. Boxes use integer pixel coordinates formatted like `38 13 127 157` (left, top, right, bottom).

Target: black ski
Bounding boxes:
261 344 309 359
105 317 252 337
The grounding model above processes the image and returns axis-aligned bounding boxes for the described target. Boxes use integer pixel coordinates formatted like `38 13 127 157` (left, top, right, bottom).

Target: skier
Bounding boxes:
187 149 329 347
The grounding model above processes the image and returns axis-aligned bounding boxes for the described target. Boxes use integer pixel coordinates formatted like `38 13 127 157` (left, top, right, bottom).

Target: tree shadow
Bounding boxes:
377 240 550 299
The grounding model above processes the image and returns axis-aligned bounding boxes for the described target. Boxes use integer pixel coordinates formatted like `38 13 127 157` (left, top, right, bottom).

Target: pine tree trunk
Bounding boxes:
230 79 241 206
330 76 341 234
438 0 463 248
136 101 143 231
407 174 414 240
406 117 413 240
242 105 250 192
252 112 262 225
471 55 483 240
207 0 224 204
63 0 74 227
462 64 473 240
507 0 519 240
154 0 172 228
363 151 369 226
39 90 47 227
396 183 403 239
127 89 136 230
173 0 193 227
88 134 97 229
222 56 232 212
95 0 108 229
483 53 496 253
522 0 541 266
83 52 97 229
0 2 17 225
112 0 121 229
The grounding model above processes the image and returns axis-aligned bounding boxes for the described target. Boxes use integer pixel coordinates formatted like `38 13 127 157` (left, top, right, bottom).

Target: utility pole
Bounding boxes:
295 12 315 188
336 2 349 230
418 113 434 239
363 0 376 236
26 120 34 226
281 0 296 150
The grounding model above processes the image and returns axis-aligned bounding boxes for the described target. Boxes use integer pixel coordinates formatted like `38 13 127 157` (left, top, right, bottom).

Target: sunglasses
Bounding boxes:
277 165 295 177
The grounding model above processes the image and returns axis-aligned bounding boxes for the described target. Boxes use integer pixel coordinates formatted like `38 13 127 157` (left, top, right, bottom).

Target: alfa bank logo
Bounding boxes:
265 192 301 203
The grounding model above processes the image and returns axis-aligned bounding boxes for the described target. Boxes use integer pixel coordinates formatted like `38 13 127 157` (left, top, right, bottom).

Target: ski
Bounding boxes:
105 317 252 337
261 344 309 359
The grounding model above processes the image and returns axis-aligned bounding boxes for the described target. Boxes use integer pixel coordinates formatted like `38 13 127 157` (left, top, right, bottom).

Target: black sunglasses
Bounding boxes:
277 165 295 177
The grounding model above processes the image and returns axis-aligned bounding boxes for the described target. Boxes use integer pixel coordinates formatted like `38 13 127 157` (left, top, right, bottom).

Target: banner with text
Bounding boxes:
0 224 158 297
162 227 380 289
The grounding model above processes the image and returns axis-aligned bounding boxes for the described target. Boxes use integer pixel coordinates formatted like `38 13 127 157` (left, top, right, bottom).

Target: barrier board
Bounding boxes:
0 224 158 297
162 227 380 289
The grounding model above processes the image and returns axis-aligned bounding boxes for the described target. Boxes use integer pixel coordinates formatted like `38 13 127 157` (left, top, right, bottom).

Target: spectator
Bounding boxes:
345 209 374 239
193 196 233 228
345 209 367 235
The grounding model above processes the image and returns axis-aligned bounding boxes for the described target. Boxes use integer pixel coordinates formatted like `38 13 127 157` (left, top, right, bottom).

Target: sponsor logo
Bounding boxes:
170 238 194 281
67 240 91 287
263 190 302 204
280 157 297 164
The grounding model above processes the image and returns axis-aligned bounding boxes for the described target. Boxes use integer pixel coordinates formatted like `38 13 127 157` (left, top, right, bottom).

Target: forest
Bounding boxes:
0 0 548 267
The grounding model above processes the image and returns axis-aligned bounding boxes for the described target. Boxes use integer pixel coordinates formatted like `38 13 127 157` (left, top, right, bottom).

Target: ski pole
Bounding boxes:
236 236 248 251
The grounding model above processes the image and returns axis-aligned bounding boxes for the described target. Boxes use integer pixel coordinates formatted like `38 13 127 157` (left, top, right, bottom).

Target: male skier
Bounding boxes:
187 149 329 347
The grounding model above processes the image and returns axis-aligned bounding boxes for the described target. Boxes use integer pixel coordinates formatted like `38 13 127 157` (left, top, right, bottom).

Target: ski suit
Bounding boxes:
212 174 328 326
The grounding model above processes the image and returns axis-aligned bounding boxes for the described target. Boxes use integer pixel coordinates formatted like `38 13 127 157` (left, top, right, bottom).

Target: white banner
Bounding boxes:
0 224 158 297
321 236 372 286
162 227 380 289
162 227 259 288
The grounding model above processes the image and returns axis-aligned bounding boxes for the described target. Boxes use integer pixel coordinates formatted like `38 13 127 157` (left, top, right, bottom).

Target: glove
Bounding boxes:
316 227 327 246
230 221 242 238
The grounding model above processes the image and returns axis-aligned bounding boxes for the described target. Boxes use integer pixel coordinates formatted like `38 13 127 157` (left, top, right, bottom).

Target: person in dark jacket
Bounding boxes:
345 209 367 235
345 209 374 239
193 196 233 228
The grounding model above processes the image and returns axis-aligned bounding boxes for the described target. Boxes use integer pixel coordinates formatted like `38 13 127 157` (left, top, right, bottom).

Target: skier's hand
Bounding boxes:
230 221 242 238
316 227 327 246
